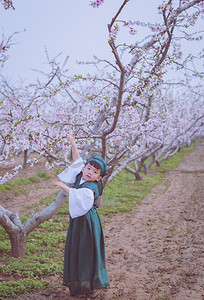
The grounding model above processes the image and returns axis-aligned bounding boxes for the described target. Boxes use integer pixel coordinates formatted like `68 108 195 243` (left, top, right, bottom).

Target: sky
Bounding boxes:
0 0 203 85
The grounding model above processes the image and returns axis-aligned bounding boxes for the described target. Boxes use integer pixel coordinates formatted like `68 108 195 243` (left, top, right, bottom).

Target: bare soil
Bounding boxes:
2 142 204 300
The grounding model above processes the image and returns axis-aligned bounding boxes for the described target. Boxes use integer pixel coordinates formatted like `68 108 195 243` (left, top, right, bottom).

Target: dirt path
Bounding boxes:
14 142 204 299
102 141 204 300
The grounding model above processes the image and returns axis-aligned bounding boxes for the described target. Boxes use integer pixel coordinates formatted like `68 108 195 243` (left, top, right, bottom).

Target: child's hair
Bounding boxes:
88 160 102 175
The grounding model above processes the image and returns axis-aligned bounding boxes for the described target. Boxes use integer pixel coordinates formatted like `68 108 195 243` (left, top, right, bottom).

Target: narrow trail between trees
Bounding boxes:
16 142 204 300
101 141 204 300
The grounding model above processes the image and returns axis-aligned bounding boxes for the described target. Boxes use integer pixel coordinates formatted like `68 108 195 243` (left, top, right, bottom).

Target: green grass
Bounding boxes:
15 177 31 185
0 240 11 253
0 279 48 299
100 171 164 218
38 216 67 232
0 254 63 277
37 170 50 179
0 170 51 193
0 141 199 299
0 181 16 192
29 175 40 183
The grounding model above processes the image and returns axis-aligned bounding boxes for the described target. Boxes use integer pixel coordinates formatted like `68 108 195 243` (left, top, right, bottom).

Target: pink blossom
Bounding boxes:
125 64 131 71
90 0 104 8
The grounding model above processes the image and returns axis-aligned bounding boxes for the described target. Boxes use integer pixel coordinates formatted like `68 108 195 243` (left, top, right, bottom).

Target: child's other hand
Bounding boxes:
54 181 66 189
54 181 70 194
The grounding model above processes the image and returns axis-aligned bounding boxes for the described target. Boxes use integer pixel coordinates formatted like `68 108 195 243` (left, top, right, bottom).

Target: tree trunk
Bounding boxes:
9 229 28 257
134 172 142 180
143 163 148 175
156 160 160 167
23 149 28 168
94 195 103 207
125 166 142 180
133 161 142 180
0 190 67 257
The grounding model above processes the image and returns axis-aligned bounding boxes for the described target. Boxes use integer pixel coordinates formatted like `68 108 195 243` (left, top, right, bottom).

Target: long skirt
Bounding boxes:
63 206 110 295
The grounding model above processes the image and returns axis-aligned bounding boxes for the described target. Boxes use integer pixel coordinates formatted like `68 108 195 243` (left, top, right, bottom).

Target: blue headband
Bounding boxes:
86 155 108 177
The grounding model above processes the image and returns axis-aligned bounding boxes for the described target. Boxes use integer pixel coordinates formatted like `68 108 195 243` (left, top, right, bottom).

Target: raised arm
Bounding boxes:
67 134 80 161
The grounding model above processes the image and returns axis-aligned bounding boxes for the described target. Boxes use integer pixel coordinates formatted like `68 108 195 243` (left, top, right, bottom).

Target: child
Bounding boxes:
54 134 110 298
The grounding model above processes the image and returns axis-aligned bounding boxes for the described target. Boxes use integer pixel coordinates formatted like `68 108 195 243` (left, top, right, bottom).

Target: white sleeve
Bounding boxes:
58 157 84 184
69 188 94 219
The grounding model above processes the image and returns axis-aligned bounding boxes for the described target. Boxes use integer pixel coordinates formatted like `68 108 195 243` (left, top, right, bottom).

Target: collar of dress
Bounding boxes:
79 178 86 185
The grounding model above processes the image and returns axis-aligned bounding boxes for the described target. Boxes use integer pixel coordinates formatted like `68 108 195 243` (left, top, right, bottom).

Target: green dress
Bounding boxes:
63 173 110 296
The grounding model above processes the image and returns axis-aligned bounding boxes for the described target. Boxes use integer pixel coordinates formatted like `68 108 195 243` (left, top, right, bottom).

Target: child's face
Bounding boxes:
82 163 102 182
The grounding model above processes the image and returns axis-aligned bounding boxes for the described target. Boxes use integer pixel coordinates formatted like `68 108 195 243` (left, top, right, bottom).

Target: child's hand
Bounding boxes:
65 132 80 161
67 133 75 144
54 181 64 188
54 182 69 193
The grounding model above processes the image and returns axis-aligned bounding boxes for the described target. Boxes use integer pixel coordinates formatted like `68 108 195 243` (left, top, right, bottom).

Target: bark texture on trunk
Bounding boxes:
9 230 28 258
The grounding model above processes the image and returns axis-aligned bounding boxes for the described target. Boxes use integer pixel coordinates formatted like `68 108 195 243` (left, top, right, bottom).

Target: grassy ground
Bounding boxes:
0 143 198 299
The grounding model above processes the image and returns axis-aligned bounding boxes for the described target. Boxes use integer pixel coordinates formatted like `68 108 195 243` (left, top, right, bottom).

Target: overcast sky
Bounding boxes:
0 0 203 84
